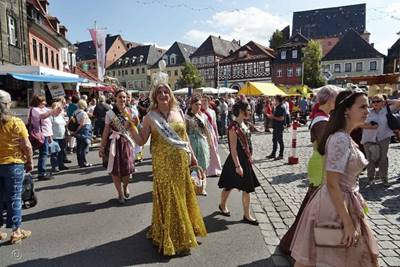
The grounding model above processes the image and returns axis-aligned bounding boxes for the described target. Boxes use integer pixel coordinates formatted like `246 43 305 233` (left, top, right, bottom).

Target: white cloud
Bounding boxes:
386 3 400 18
184 7 288 47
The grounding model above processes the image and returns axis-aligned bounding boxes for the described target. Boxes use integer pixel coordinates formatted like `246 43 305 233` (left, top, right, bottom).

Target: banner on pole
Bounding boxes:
89 28 106 81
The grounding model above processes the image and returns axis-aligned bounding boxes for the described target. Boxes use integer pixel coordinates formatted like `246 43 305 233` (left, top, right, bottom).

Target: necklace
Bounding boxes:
158 109 170 121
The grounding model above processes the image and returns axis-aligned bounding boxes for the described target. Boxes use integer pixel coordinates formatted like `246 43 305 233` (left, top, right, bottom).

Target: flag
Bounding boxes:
89 28 106 81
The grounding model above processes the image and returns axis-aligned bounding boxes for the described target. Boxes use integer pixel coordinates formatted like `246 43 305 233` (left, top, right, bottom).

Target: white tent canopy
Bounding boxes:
173 87 238 95
217 87 238 94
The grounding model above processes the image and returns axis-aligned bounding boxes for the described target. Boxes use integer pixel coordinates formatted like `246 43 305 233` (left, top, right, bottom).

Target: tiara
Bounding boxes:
152 60 169 87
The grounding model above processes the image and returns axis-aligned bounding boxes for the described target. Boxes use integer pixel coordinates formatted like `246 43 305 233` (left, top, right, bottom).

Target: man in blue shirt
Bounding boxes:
266 95 286 160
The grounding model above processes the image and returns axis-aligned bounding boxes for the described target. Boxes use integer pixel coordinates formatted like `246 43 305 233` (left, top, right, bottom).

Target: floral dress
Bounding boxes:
290 132 379 267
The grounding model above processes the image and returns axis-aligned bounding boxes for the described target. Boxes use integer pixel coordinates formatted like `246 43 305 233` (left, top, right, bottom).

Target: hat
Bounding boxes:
0 90 11 104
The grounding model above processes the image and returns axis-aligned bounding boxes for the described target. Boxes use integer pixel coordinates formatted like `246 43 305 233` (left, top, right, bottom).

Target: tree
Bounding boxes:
269 30 285 50
176 62 203 89
302 40 326 88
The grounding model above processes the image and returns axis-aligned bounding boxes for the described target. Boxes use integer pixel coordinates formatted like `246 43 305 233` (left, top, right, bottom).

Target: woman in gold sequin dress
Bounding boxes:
131 83 207 256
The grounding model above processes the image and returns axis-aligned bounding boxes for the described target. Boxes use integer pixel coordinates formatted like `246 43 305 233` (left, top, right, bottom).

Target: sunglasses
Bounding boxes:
371 100 383 104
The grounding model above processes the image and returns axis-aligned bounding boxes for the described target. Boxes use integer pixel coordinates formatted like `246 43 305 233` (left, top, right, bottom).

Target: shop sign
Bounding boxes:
48 83 65 98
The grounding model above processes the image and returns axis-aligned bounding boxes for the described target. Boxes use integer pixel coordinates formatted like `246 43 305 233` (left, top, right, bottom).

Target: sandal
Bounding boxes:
10 229 31 244
123 187 130 199
0 231 7 241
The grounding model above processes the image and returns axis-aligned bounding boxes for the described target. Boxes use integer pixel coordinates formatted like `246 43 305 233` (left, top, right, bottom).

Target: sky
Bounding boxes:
50 0 400 55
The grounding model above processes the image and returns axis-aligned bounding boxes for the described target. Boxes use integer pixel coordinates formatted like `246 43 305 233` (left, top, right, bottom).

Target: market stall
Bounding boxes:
239 82 287 96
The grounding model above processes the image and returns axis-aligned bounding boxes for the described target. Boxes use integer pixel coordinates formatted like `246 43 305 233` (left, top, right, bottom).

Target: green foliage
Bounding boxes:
269 30 285 50
302 40 326 88
176 62 203 89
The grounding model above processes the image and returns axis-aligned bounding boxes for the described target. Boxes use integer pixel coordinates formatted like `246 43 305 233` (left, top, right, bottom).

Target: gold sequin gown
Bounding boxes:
148 121 207 256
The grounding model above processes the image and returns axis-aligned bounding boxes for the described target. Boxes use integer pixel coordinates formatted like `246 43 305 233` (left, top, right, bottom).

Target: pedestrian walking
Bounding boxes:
131 83 207 256
263 97 272 133
266 95 286 160
99 90 135 204
29 95 62 180
93 95 109 138
185 95 211 193
279 85 339 255
201 95 222 177
71 100 92 168
217 99 260 225
361 94 400 186
291 90 379 267
0 90 32 244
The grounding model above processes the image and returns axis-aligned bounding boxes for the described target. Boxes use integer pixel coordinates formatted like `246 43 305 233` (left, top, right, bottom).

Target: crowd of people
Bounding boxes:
1 80 400 266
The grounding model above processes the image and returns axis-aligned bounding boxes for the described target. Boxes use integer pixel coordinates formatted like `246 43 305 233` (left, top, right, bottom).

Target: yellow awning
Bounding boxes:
239 82 287 96
278 85 312 97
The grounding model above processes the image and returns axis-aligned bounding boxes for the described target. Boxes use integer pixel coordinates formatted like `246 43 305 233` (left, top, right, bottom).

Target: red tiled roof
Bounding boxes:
70 66 100 82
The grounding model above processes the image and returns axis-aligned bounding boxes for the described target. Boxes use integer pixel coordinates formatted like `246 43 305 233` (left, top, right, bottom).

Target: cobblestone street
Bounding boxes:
223 125 400 267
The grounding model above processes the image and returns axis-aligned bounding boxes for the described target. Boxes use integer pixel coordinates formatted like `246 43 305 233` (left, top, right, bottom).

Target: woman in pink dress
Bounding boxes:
291 90 379 267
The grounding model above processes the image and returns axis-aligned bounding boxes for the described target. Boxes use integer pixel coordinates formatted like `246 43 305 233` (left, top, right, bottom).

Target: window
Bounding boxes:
207 56 214 63
334 64 341 73
324 64 331 72
112 71 115 76
56 54 59 69
136 68 139 74
39 43 43 63
277 69 282 77
162 55 168 64
51 51 54 68
175 70 179 76
200 57 206 64
125 70 128 75
170 54 176 65
7 16 17 46
296 67 302 77
287 67 293 77
281 50 287 60
356 62 363 72
45 47 49 65
345 63 352 72
118 70 121 76
131 69 134 75
370 61 377 71
192 58 198 64
32 39 38 60
140 81 144 88
142 68 145 74
292 50 298 59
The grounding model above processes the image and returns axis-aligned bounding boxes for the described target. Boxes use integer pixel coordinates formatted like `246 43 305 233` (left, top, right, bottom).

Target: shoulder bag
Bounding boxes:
27 108 45 150
386 105 400 130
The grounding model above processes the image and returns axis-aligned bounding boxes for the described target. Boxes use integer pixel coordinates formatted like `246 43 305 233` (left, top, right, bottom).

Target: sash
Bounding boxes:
229 121 253 161
147 111 190 152
107 109 136 148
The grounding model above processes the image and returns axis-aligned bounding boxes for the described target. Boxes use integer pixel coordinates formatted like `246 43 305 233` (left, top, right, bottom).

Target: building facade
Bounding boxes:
75 34 128 78
0 0 30 66
190 35 240 87
26 0 75 71
106 45 163 90
322 29 385 81
292 4 366 39
385 38 400 74
272 33 309 86
217 41 275 90
149 41 197 90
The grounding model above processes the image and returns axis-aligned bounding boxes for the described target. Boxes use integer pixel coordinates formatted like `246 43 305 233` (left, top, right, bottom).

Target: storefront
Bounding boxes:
0 65 87 106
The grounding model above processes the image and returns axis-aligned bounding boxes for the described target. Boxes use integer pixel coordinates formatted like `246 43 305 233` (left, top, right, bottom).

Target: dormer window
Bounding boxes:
139 55 144 62
124 57 129 64
292 50 298 59
163 55 168 65
281 50 287 60
117 59 122 65
131 56 137 64
170 54 176 65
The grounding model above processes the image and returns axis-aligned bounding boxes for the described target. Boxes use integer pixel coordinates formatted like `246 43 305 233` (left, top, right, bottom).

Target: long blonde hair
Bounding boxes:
149 83 178 111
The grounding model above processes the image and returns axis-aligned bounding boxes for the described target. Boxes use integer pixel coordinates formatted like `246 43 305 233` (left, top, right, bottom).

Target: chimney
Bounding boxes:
371 43 374 47
106 34 111 38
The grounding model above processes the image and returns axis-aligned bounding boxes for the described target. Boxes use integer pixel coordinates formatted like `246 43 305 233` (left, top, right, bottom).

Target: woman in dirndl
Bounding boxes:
99 90 135 204
279 85 339 255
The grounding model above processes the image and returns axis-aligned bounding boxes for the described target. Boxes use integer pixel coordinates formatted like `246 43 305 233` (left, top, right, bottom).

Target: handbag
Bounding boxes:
314 224 346 248
27 108 45 150
386 105 400 130
190 165 207 195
